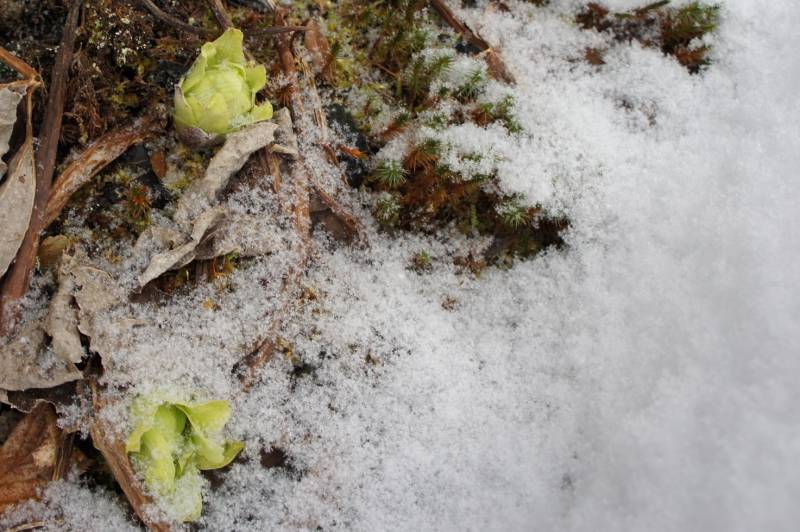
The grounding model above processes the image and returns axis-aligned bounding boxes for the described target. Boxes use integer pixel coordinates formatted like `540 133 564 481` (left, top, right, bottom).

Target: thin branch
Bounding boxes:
428 0 515 83
208 0 235 31
0 46 40 81
238 8 311 389
45 114 162 227
138 0 208 36
0 0 82 335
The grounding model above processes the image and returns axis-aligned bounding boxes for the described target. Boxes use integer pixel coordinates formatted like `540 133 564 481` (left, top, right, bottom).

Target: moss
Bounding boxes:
576 1 720 73
301 0 569 268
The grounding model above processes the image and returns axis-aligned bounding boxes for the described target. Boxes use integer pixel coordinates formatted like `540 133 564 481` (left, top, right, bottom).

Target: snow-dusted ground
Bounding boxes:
3 0 799 530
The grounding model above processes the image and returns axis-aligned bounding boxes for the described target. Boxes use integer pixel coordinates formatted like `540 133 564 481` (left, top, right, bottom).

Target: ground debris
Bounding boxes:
0 403 73 512
0 322 82 393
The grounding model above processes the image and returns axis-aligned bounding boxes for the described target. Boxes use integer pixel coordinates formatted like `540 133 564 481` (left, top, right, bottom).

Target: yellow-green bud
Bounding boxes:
174 28 273 147
126 396 244 522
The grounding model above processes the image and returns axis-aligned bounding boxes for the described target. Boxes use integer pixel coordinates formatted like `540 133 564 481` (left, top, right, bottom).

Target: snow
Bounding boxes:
4 0 800 530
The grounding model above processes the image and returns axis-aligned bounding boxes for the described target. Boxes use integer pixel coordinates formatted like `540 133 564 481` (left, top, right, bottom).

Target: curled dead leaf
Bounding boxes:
0 322 82 393
175 108 297 225
44 115 161 227
0 403 66 512
0 87 24 179
137 208 226 287
0 128 36 277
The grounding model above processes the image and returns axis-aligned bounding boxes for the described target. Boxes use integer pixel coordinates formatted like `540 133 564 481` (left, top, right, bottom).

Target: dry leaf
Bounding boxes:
137 208 226 287
0 403 61 512
304 20 333 82
0 322 82 393
0 87 23 178
1 382 79 416
0 126 36 277
43 261 83 365
175 108 297 225
134 109 298 288
71 263 122 344
194 213 282 260
37 235 71 270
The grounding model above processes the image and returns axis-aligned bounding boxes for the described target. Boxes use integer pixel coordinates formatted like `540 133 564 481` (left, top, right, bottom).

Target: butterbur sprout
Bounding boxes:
174 28 273 148
126 396 244 522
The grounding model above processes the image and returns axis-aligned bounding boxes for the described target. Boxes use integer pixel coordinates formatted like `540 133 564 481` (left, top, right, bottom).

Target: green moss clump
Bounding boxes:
576 1 720 73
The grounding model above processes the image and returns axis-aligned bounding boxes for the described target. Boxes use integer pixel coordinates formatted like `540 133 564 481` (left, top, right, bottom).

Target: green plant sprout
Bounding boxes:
373 160 408 188
174 28 273 145
126 397 244 522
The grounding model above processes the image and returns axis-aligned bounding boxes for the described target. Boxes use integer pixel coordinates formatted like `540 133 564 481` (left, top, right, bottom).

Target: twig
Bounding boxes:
0 0 82 335
238 9 311 389
0 47 40 81
208 0 235 31
428 0 515 83
90 382 172 532
44 115 162 227
252 26 309 36
138 0 207 36
298 23 366 240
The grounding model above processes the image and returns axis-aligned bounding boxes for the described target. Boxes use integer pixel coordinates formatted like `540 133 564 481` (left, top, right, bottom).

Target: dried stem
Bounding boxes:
45 115 162 227
0 0 82 335
90 382 172 532
0 47 40 81
208 0 235 31
138 0 208 36
238 9 311 389
428 0 515 83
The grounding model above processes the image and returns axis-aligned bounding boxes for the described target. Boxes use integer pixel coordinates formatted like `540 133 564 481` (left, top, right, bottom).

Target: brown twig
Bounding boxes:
428 0 515 83
44 115 162 227
298 23 366 241
0 47 40 81
138 0 208 36
252 26 309 36
90 382 172 532
0 0 82 335
208 0 235 31
238 9 311 389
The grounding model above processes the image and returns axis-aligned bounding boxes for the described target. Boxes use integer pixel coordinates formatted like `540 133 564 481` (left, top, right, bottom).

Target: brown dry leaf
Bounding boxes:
36 235 71 270
0 403 61 512
0 322 82 393
0 86 23 178
137 208 226 287
0 111 36 277
90 383 171 531
304 19 333 82
174 109 297 225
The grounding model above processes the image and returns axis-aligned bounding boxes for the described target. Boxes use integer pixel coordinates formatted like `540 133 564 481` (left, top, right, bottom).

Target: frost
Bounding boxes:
14 1 800 530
